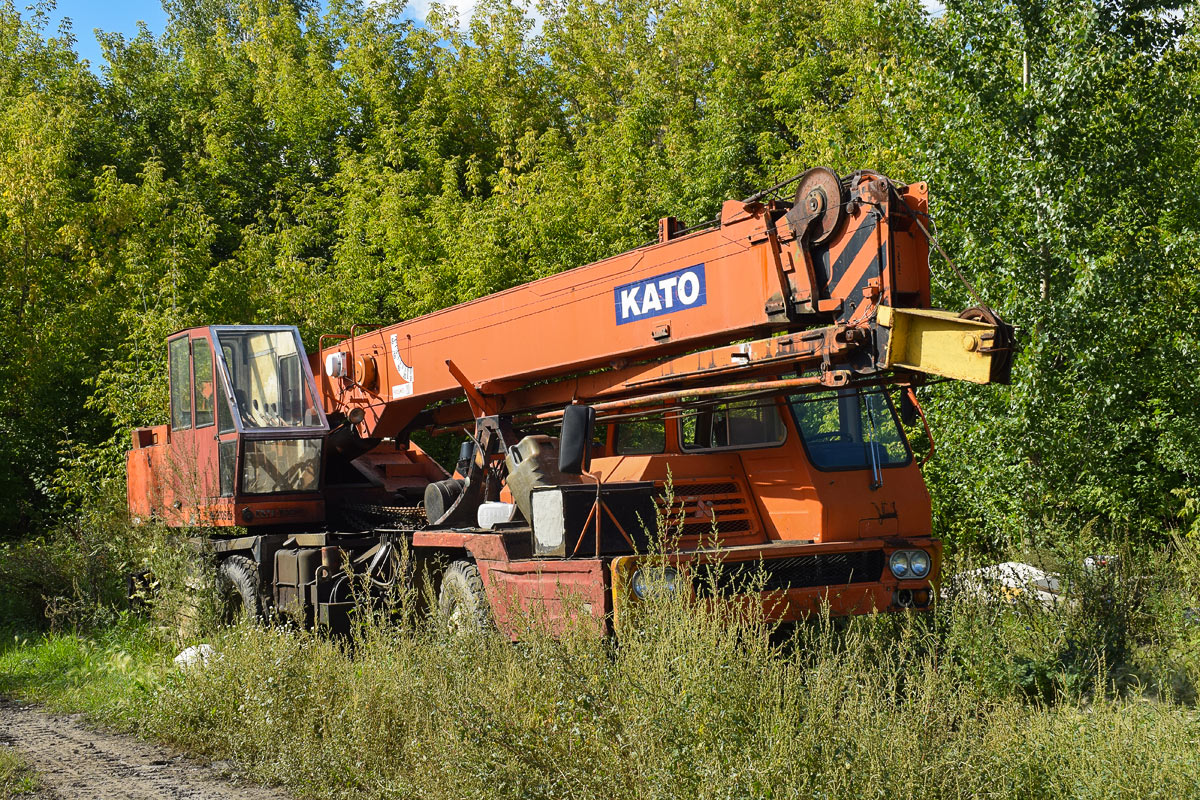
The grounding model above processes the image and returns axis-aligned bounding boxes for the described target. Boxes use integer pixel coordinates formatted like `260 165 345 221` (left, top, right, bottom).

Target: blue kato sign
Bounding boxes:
613 263 707 325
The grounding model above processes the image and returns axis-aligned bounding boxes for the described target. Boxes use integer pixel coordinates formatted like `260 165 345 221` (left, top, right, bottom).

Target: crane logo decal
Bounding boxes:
614 263 706 325
390 334 414 399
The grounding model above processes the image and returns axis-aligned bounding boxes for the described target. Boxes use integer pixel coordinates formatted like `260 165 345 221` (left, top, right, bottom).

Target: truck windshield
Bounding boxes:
214 329 324 430
788 388 910 471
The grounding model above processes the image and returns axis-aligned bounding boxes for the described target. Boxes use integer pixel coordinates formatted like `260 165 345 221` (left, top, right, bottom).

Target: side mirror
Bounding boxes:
900 390 917 427
559 405 596 475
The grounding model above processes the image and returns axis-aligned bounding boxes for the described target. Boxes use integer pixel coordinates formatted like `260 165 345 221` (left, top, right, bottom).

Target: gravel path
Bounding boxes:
0 699 289 800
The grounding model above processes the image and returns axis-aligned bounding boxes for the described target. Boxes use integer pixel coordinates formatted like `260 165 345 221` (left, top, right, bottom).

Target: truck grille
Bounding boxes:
657 480 756 538
695 550 885 595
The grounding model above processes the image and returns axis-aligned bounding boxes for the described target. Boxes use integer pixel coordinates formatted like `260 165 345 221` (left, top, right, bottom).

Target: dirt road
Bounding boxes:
0 699 289 800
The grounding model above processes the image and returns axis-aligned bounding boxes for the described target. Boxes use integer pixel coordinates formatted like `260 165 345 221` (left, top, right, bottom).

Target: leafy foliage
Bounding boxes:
0 0 1196 553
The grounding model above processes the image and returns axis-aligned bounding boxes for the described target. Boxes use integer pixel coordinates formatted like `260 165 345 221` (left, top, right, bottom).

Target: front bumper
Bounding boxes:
611 537 941 626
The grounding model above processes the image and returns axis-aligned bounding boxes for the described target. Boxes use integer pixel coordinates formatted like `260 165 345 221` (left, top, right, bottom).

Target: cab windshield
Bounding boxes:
788 388 910 471
213 328 324 430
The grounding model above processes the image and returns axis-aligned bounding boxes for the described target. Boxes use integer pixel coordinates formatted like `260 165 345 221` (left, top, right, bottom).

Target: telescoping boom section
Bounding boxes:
127 168 1015 636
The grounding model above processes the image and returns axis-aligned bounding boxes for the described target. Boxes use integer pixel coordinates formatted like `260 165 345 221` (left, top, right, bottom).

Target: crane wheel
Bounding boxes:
217 555 262 624
438 560 490 632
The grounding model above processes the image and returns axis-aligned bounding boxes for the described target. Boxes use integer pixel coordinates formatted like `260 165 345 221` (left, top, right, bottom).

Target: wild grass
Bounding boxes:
0 746 40 798
2 536 1198 799
0 616 166 725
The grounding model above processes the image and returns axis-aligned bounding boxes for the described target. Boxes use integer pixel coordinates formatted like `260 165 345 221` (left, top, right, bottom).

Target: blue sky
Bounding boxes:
42 0 943 69
40 1 478 68
39 0 508 70
43 1 168 67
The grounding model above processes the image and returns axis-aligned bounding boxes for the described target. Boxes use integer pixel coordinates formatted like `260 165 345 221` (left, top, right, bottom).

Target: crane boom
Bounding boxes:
317 170 1006 441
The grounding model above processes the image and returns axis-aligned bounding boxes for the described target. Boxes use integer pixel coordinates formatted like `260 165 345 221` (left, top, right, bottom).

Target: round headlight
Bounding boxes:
631 566 680 599
889 551 911 579
908 550 931 578
631 569 649 599
661 566 679 594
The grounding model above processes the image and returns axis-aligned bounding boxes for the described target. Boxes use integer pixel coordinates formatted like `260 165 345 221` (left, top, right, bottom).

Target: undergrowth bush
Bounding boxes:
0 484 135 630
120 538 1200 800
937 535 1200 704
0 488 223 642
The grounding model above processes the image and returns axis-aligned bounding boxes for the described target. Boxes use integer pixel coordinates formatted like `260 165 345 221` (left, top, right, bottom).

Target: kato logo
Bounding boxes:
614 263 706 325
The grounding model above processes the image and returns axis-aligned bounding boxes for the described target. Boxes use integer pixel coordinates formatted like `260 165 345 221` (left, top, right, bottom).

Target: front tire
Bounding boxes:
437 560 489 632
217 555 262 624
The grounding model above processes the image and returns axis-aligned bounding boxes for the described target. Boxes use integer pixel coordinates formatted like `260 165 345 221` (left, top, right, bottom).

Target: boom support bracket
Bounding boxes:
446 359 501 418
877 305 1015 384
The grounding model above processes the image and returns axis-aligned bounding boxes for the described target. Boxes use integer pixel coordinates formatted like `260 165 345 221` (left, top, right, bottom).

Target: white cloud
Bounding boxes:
371 0 544 32
365 0 478 26
406 0 479 25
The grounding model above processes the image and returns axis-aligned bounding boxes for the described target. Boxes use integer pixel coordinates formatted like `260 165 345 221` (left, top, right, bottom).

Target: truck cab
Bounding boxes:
595 388 927 546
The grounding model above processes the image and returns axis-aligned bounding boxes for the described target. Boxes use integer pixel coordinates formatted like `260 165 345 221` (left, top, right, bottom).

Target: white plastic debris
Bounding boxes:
1083 554 1120 572
950 561 1063 609
173 643 215 669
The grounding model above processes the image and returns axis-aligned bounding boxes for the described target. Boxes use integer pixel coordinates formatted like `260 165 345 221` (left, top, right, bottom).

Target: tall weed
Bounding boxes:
4 513 1198 799
131 539 1200 799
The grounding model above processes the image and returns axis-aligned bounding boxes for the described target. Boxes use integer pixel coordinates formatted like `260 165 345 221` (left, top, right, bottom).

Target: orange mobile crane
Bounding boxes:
127 168 1014 635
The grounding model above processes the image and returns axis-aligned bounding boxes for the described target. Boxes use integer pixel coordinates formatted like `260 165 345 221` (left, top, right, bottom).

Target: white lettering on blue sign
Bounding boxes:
614 264 706 325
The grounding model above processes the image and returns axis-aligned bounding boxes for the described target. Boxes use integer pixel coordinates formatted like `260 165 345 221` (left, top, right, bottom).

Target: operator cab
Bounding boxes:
128 325 329 529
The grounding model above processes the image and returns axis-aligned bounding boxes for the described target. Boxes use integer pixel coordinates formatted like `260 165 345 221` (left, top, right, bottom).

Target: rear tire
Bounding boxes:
217 555 262 624
437 560 489 632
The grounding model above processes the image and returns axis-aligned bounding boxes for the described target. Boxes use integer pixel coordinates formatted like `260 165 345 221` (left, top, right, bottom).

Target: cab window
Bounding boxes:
680 398 786 450
168 337 191 430
614 417 665 455
217 382 236 433
213 328 323 429
591 422 610 458
192 339 215 428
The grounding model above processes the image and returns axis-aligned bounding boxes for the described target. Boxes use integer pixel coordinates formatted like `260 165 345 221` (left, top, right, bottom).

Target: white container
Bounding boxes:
477 501 519 529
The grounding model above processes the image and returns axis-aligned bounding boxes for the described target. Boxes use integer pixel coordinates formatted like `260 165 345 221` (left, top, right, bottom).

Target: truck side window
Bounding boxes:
680 398 785 450
192 339 215 428
591 423 610 458
168 337 192 430
615 418 665 455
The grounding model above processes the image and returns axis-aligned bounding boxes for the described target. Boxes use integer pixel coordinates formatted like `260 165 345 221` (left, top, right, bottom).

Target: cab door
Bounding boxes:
166 332 227 525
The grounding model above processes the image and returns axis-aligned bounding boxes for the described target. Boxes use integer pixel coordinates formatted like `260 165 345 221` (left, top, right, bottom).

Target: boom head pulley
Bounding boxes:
787 167 846 245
